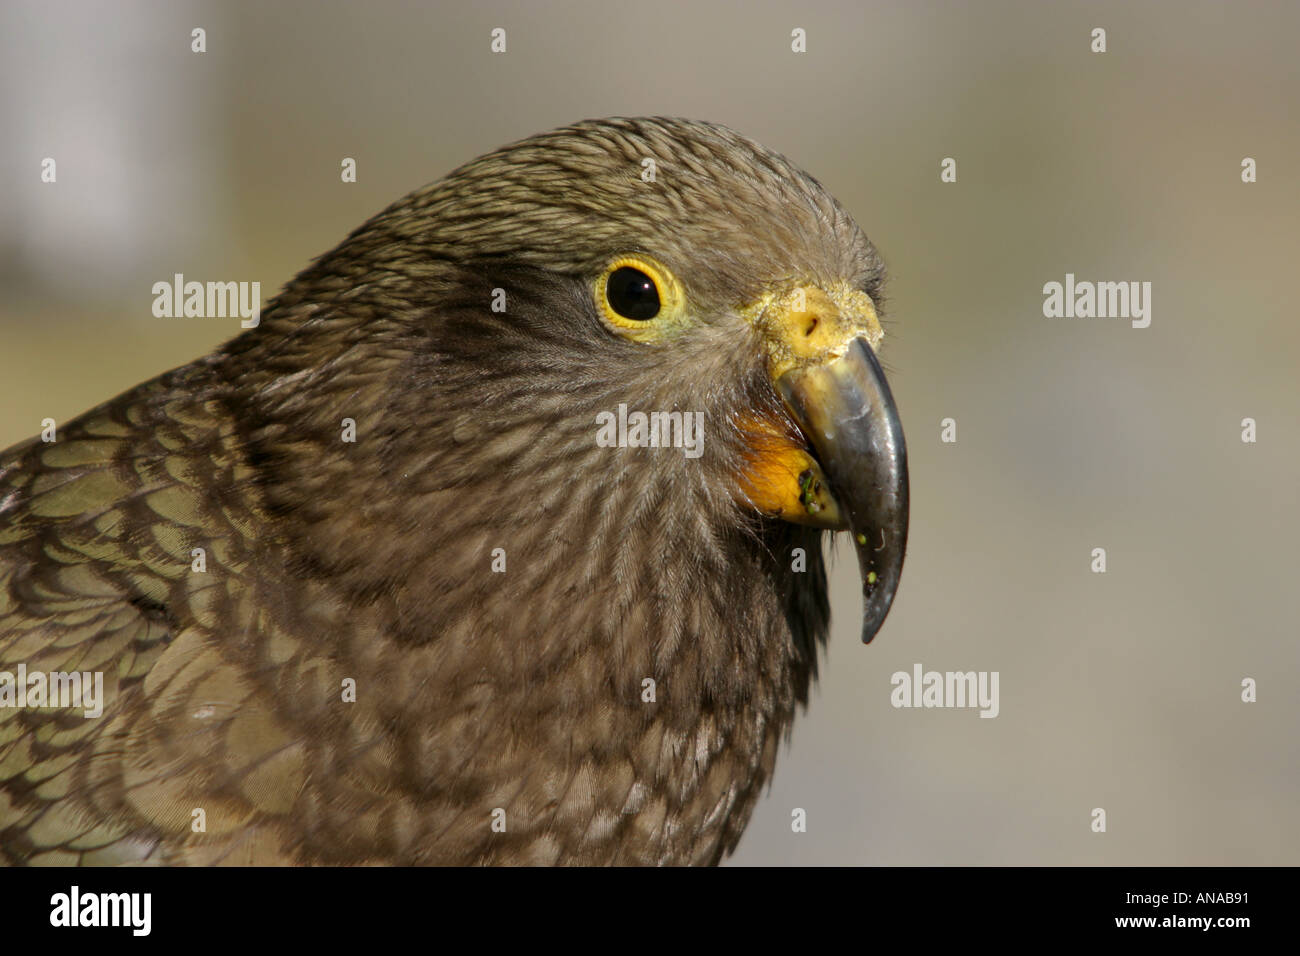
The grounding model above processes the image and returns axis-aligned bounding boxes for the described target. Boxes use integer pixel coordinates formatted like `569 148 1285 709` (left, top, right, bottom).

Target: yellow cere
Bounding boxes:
740 281 883 380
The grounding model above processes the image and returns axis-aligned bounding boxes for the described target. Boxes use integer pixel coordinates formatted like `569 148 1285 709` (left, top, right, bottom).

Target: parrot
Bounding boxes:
0 117 907 865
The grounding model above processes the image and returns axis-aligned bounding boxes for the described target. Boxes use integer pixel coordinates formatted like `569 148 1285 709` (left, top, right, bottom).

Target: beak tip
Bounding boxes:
858 582 897 644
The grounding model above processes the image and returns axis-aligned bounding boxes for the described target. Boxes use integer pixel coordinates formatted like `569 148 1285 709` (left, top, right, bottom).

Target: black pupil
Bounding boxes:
606 267 660 320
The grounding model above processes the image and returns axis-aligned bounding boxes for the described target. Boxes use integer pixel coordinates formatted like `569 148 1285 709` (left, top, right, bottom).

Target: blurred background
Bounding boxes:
1 0 1296 864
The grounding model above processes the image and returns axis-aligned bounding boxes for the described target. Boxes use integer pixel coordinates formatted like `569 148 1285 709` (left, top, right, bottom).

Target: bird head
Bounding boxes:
237 117 907 650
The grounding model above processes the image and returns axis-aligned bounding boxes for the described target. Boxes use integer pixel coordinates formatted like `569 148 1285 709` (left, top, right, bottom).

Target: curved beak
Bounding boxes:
776 337 909 644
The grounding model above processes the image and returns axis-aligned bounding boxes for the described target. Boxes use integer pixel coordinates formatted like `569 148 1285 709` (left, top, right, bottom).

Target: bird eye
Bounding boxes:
594 256 683 338
605 266 661 320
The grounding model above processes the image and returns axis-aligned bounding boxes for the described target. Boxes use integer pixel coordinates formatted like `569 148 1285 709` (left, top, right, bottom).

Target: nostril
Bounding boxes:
804 316 818 337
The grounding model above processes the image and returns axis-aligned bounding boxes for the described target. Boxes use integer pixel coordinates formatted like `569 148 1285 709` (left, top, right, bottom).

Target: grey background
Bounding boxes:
1 0 1296 864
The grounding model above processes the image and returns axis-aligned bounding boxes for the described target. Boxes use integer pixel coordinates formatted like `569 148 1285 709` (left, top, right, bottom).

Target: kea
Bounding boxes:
0 117 908 865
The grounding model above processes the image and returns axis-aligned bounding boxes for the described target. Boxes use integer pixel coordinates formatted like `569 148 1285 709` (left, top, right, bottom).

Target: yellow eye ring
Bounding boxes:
594 256 684 336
